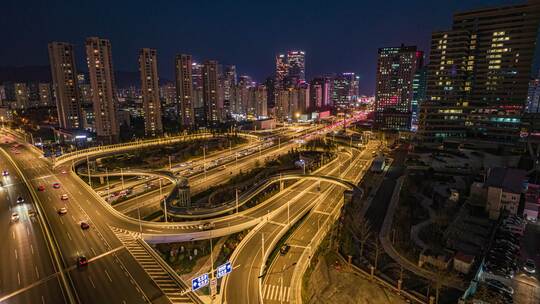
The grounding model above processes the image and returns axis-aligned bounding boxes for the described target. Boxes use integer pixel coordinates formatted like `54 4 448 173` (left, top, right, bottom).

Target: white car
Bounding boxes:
58 207 68 215
61 194 68 200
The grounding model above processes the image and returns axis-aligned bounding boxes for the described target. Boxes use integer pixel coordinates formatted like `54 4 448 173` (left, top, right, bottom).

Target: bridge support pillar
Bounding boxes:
280 180 284 191
99 176 104 184
397 279 402 293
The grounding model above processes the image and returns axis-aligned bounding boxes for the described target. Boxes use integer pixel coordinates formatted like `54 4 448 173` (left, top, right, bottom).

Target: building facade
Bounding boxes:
139 48 163 137
175 54 194 128
48 42 82 129
202 60 220 126
375 45 422 131
85 37 119 143
418 2 540 147
287 50 306 84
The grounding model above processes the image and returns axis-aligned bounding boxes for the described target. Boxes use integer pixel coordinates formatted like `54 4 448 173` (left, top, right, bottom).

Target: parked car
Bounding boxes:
523 259 536 274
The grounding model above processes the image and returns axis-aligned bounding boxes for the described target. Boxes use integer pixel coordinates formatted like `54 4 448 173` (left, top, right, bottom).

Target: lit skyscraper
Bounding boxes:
418 1 540 146
85 37 119 143
411 66 427 130
139 48 163 137
48 42 81 129
202 60 221 125
310 77 333 109
375 45 422 130
287 50 306 84
332 72 360 110
221 65 237 116
175 54 194 127
275 54 288 88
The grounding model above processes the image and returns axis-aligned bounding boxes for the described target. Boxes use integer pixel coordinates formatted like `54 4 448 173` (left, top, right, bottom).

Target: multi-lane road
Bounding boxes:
223 142 375 304
1 136 171 304
0 122 368 304
0 151 65 304
260 142 376 304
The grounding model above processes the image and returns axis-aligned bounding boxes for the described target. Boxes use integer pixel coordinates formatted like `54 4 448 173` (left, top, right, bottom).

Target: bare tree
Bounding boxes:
429 269 461 304
345 214 372 257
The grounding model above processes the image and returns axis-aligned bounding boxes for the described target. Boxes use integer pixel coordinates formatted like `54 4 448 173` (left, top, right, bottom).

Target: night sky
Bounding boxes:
1 0 523 94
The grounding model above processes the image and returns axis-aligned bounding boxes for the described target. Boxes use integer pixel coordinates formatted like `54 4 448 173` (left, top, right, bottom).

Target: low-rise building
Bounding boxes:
419 248 452 270
484 167 527 219
453 252 475 274
524 183 540 221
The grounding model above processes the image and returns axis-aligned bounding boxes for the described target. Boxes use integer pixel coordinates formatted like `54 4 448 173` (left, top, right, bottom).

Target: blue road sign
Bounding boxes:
216 261 232 279
191 273 209 291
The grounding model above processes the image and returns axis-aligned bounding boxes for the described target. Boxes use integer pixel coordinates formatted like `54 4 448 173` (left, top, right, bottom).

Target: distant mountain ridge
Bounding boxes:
0 66 171 88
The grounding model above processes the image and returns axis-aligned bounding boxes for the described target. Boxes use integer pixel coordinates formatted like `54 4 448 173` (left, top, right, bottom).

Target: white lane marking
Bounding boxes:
104 269 113 282
14 249 18 260
17 272 20 286
91 247 97 257
89 276 96 288
30 244 34 255
41 295 45 304
12 231 15 240
26 226 30 236
67 232 72 241
35 266 39 279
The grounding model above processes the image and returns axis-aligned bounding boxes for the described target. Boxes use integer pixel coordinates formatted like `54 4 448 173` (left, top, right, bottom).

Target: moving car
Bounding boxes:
37 185 45 191
57 207 68 215
16 196 24 204
279 244 291 255
80 222 90 230
2 170 8 176
60 194 68 200
198 222 215 231
11 212 19 222
77 256 88 267
523 259 536 274
53 182 61 189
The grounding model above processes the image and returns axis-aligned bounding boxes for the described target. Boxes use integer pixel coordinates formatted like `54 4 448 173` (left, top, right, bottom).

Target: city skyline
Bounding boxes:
0 0 525 95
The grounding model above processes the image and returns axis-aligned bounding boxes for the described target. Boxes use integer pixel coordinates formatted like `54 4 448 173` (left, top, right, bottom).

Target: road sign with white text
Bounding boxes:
216 261 232 279
191 273 209 291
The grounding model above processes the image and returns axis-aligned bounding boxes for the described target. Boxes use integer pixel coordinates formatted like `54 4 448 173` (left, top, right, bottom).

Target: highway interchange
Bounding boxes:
0 120 372 304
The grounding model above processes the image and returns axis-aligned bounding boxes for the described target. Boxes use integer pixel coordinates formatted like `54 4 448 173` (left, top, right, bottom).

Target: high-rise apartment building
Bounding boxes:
252 84 268 118
310 77 333 109
332 72 360 110
13 83 29 109
287 50 306 84
48 42 81 129
38 83 52 107
375 45 422 130
418 1 540 147
202 60 221 125
412 66 428 129
175 54 194 127
85 37 119 143
139 48 163 137
221 65 237 117
275 54 288 88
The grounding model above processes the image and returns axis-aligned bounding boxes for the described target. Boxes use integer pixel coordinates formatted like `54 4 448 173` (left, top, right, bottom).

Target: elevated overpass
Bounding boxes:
53 131 259 169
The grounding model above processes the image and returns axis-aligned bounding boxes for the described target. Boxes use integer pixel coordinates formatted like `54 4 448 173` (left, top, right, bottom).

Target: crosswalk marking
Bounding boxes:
263 284 290 302
110 226 195 304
